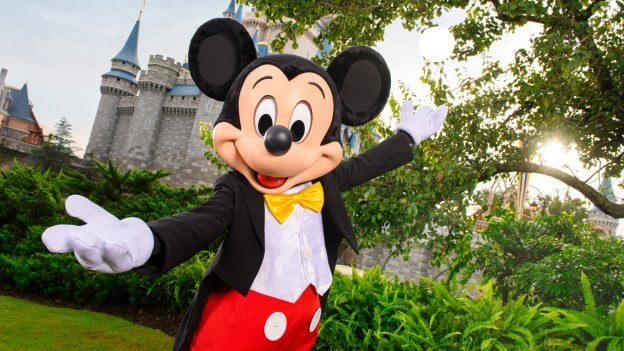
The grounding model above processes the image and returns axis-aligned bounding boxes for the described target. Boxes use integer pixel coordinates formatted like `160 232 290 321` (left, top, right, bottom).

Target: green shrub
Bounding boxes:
0 250 213 308
516 237 624 311
13 225 50 256
540 273 624 350
318 270 624 350
3 162 624 349
0 162 215 308
316 267 420 350
0 225 18 254
467 210 624 310
0 163 65 237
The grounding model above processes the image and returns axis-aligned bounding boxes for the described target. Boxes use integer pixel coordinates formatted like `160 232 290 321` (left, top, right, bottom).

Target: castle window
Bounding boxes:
182 96 185 100
170 96 173 99
116 78 120 81
122 61 126 65
193 97 196 101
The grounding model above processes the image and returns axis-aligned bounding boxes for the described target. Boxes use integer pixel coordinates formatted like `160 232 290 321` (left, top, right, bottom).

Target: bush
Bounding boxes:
2 162 623 349
317 269 624 350
0 163 65 237
317 267 422 350
0 162 215 308
515 236 624 311
467 210 624 311
0 250 213 308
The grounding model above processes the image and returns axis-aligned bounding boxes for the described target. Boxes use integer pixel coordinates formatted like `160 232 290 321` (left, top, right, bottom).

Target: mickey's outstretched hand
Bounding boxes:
397 101 448 145
42 195 154 273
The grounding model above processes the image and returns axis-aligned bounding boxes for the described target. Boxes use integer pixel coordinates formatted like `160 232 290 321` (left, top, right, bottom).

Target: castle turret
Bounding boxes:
588 178 620 237
0 69 7 112
223 0 235 18
234 5 244 23
7 84 33 121
115 55 181 169
316 38 333 58
85 19 141 161
251 29 259 48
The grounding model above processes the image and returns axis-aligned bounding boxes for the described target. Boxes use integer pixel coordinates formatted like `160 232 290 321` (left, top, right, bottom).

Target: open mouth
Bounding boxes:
255 172 287 189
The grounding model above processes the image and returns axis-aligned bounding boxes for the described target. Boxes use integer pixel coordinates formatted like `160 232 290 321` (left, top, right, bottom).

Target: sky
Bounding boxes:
0 0 621 233
0 0 471 152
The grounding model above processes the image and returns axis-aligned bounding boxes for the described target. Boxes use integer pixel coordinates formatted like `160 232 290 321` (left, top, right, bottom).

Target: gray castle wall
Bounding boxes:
339 242 442 282
176 95 223 186
88 12 326 187
152 113 194 171
85 92 122 160
109 111 133 162
86 62 138 161
121 88 167 169
117 56 180 170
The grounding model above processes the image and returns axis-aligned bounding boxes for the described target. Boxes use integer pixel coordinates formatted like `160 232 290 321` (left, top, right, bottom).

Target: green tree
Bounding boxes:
544 192 588 221
31 117 76 172
243 0 623 216
467 210 624 309
227 1 624 270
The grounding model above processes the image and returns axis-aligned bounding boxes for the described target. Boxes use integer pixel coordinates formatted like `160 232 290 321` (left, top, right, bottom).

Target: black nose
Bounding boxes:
264 125 292 156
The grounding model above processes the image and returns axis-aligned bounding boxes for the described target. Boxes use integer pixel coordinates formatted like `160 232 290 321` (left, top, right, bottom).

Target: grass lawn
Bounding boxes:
0 295 173 351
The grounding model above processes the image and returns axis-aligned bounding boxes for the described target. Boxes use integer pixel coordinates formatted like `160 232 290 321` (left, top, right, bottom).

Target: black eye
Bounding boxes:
254 97 276 137
291 121 306 142
258 114 272 136
289 102 311 143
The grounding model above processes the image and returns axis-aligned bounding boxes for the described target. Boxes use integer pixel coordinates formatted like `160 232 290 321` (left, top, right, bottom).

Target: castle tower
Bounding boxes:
84 1 330 187
234 5 244 23
0 69 7 111
115 55 180 170
85 18 140 161
588 178 620 237
223 0 235 19
151 63 201 179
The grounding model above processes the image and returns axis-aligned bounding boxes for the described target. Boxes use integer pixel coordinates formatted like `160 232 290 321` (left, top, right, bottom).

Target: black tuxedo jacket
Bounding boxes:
136 132 413 350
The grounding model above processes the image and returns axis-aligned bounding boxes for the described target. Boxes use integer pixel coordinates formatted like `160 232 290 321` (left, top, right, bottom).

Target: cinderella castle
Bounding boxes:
84 1 333 186
588 178 621 237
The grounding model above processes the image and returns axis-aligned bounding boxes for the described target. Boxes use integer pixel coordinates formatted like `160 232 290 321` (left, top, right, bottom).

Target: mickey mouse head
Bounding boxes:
188 18 391 194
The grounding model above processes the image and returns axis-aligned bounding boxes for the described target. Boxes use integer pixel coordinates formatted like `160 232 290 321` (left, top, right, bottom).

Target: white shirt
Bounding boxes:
249 182 333 303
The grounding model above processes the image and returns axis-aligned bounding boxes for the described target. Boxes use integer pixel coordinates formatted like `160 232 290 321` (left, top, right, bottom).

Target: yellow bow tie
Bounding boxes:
264 182 324 224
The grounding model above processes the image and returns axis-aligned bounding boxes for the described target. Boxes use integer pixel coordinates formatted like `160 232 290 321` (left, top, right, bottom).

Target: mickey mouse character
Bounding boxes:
42 18 447 351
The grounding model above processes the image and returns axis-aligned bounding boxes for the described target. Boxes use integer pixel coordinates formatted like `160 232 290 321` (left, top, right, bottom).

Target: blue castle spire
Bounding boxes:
600 178 617 202
251 29 259 47
223 0 235 17
112 20 140 67
234 5 244 23
315 38 333 57
7 84 34 122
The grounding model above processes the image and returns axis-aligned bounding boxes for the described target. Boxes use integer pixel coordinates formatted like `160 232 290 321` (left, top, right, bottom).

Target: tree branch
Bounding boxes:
583 151 624 183
577 0 606 21
481 162 624 218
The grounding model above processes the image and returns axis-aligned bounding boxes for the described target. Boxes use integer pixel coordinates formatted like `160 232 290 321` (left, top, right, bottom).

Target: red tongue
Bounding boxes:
256 173 287 189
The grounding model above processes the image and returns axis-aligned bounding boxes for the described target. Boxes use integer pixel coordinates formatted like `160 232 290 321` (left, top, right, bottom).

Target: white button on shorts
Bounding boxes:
264 311 287 341
309 308 322 332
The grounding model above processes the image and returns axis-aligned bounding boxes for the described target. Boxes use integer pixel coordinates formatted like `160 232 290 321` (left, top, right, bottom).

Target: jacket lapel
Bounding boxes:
234 172 265 249
321 176 359 253
232 172 358 253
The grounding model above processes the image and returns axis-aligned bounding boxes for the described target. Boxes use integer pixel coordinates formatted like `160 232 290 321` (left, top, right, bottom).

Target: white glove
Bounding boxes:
397 101 448 145
42 195 154 274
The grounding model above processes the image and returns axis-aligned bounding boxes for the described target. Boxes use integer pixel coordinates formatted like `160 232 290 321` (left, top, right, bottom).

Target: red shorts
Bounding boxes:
190 285 321 351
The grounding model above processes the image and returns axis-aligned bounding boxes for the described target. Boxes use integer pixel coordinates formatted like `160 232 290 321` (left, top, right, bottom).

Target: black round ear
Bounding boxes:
327 46 391 126
188 18 257 101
